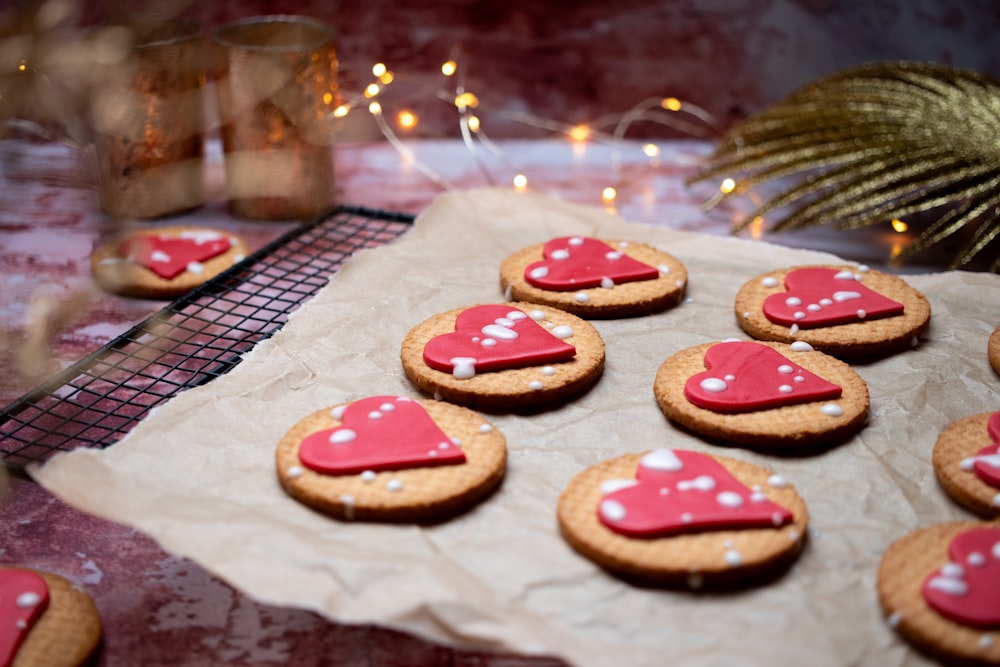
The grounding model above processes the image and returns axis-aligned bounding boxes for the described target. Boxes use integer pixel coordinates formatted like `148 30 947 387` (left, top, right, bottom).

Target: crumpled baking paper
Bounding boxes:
34 188 1000 666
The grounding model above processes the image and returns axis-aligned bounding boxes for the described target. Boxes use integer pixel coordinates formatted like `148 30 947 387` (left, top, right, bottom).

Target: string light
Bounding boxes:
602 186 617 204
364 83 381 98
372 63 387 77
642 143 660 157
333 104 350 118
569 125 590 142
368 101 382 115
454 92 479 110
397 110 417 130
661 97 682 112
18 59 27 72
467 115 480 132
513 173 528 191
720 178 736 194
441 60 457 76
891 218 908 233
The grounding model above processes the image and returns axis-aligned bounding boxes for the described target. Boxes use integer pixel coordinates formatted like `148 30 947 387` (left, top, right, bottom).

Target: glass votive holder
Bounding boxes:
211 15 338 220
93 18 206 219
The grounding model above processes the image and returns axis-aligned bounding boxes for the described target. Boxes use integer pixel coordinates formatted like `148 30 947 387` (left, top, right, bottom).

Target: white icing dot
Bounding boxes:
600 479 639 495
750 491 767 503
785 297 801 307
960 457 976 471
480 338 497 347
767 474 788 488
482 323 518 340
529 310 546 320
386 479 403 492
641 449 684 471
807 303 822 312
360 470 377 482
761 276 779 288
717 491 743 507
428 450 438 458
789 341 814 351
968 552 987 567
778 384 793 393
507 310 527 321
980 635 994 650
528 380 544 390
605 251 622 260
451 357 477 379
820 404 844 417
450 437 461 446
658 264 671 274
551 325 574 339
777 364 794 374
681 512 693 523
368 410 383 420
927 575 967 596
529 267 549 279
887 611 903 628
834 270 859 280
15 592 41 608
99 257 122 265
180 229 223 243
478 423 493 434
993 493 1000 507
993 541 1000 559
793 311 806 320
286 466 304 479
552 249 570 260
794 376 805 383
724 374 735 382
789 324 800 335
232 254 245 263
503 285 513 300
833 290 862 302
495 317 516 327
941 562 964 578
186 261 205 274
380 402 395 412
151 250 171 262
573 292 590 303
820 298 833 306
856 309 867 319
678 475 715 492
617 241 629 248
676 279 684 288
724 549 743 566
600 277 615 288
339 494 355 505
700 377 728 393
15 620 26 629
330 429 356 444
771 512 784 525
600 499 627 522
541 366 556 376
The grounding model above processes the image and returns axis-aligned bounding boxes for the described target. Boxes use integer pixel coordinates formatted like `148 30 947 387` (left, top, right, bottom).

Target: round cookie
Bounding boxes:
653 340 869 450
557 449 808 588
1 567 103 667
499 236 687 318
401 302 605 409
932 412 1000 519
734 264 931 359
91 225 248 298
276 396 506 522
989 325 1000 376
877 521 1000 665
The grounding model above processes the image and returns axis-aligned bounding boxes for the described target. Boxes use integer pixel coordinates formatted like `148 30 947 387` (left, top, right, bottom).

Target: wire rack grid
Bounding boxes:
0 205 414 469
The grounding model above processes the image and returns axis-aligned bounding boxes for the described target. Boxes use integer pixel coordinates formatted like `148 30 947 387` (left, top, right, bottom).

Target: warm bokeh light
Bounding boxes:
454 92 479 109
368 101 382 115
602 186 617 203
18 60 27 72
513 173 528 191
467 115 481 131
441 60 457 76
720 178 736 194
333 104 350 118
372 62 387 77
397 110 417 129
642 143 660 157
569 125 590 142
364 83 380 98
661 97 682 112
322 92 334 105
378 71 394 85
891 218 909 233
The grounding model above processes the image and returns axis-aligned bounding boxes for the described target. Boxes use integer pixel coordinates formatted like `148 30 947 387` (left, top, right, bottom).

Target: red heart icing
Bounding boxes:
298 396 466 475
965 411 1000 489
762 267 904 328
684 341 842 413
0 569 49 667
422 305 576 378
597 449 793 538
922 527 1000 628
524 236 660 290
118 230 231 280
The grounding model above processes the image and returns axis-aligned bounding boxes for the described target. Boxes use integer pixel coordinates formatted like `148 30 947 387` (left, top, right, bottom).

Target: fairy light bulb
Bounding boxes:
720 178 736 194
365 83 381 98
467 115 481 131
368 101 382 115
398 110 417 129
454 92 479 110
891 218 908 233
662 97 682 111
322 92 334 105
513 174 528 191
378 70 394 85
372 62 387 77
642 143 660 157
569 125 590 142
333 104 350 118
602 186 617 204
18 60 27 72
441 60 457 76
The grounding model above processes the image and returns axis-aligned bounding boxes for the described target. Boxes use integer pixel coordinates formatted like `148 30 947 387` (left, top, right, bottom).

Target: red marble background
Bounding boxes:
79 0 1000 139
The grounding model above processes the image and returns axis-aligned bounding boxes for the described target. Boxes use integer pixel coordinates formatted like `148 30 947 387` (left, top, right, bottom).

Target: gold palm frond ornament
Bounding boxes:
691 61 1000 271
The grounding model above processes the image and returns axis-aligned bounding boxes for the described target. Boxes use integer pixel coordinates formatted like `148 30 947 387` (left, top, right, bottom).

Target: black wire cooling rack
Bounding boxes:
0 205 414 469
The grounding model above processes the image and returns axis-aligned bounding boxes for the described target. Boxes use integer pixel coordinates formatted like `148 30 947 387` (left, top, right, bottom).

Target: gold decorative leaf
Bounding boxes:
691 61 1000 271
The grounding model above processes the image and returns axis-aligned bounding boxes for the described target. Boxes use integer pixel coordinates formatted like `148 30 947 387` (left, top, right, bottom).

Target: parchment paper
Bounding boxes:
33 188 1000 666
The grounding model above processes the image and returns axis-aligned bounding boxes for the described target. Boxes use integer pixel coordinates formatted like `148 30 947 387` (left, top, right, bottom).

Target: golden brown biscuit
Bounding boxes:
276 396 506 522
499 236 687 318
400 302 605 409
653 340 869 450
877 521 1000 666
1 567 102 667
734 265 931 359
91 225 248 299
989 325 1000 376
557 449 808 588
933 412 1000 519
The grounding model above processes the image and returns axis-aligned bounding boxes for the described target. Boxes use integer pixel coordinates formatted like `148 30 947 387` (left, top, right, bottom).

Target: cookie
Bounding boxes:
734 265 931 358
877 521 1000 665
499 236 687 318
932 412 1000 519
653 340 869 449
400 302 605 409
276 395 506 521
91 226 248 298
557 448 808 587
989 325 1000 376
0 567 103 667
